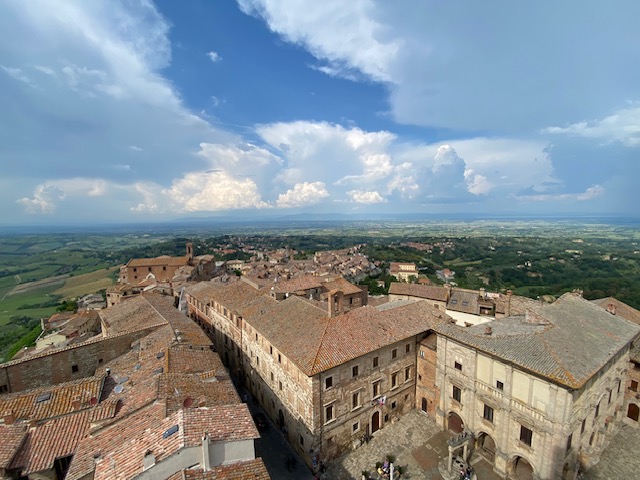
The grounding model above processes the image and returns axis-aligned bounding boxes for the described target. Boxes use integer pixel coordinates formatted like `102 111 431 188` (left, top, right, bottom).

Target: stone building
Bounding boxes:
119 242 194 284
184 279 445 470
431 293 640 479
389 262 418 282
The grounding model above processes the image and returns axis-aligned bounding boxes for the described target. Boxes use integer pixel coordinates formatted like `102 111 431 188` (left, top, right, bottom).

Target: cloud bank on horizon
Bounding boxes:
0 0 636 224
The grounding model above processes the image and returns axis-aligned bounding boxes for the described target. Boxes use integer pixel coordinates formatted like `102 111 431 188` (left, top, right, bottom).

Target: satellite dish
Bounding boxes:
114 385 124 394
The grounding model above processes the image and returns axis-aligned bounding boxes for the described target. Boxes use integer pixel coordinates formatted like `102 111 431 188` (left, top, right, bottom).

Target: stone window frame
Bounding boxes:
452 384 462 404
352 421 360 433
325 376 334 390
352 364 359 378
373 356 379 368
324 402 336 424
391 348 398 360
519 424 533 447
404 366 411 382
391 371 399 389
372 379 382 399
351 390 362 411
483 403 494 423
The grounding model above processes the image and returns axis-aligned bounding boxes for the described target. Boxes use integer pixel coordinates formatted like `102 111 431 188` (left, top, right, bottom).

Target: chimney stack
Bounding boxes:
72 395 82 411
3 410 15 425
607 303 617 315
484 326 492 335
202 433 211 471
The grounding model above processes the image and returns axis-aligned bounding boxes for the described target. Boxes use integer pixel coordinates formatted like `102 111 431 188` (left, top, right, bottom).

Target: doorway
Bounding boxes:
371 411 380 433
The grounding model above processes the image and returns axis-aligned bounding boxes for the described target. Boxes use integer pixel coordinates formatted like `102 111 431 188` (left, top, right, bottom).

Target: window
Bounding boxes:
352 392 360 409
255 333 258 341
520 425 533 446
405 366 411 382
454 361 462 371
595 401 600 418
419 350 425 358
392 348 397 359
496 380 504 391
162 266 166 271
0 384 7 393
581 419 586 435
352 365 359 377
300 435 304 446
270 372 274 382
391 400 397 409
279 381 283 391
98 358 103 364
352 422 359 432
256 356 260 366
325 404 334 423
71 364 79 373
373 380 381 398
608 390 612 404
391 372 398 388
148 267 152 272
566 433 573 453
631 380 638 392
133 267 137 272
405 343 411 353
270 346 273 355
278 353 282 364
373 356 379 368
483 404 494 423
462 301 469 306
453 385 461 403
325 376 333 390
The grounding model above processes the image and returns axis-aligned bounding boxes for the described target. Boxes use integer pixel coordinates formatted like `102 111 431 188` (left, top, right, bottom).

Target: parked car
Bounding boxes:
253 412 269 430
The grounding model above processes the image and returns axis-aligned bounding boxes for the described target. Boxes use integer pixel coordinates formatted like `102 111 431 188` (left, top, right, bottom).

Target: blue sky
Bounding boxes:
0 0 637 225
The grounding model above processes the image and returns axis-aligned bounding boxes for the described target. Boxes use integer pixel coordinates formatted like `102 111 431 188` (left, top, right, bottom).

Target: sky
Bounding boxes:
0 0 637 225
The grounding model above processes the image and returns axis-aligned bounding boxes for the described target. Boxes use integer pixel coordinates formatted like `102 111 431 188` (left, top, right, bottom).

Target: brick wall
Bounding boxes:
0 327 159 394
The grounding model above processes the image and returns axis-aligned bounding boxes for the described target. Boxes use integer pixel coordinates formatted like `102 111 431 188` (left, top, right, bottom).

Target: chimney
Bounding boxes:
479 288 486 298
484 326 492 335
607 303 617 315
202 433 211 471
72 394 82 411
327 291 335 318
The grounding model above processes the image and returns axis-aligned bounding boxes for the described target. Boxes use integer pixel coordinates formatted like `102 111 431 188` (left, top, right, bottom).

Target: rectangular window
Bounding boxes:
255 333 258 341
392 348 397 359
520 425 533 446
279 381 283 391
352 422 359 432
0 384 8 394
419 350 425 358
595 401 600 418
608 390 612 404
325 376 333 390
373 356 379 368
300 435 304 446
405 366 411 382
278 353 282 363
566 433 572 452
256 356 260 366
270 372 274 382
454 361 462 371
391 400 397 409
483 404 494 423
453 385 461 403
352 392 360 409
496 380 504 391
270 345 273 355
373 380 381 398
352 365 359 377
391 372 398 388
405 343 411 353
325 404 334 423
631 380 638 392
581 419 586 434
72 364 79 373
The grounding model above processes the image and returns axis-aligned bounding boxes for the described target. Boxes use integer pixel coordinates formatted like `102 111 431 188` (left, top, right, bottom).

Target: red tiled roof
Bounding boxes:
178 458 271 479
388 283 448 301
127 256 190 268
0 424 27 469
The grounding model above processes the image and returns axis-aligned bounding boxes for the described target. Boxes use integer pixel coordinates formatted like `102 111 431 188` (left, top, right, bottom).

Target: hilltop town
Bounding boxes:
1 241 640 480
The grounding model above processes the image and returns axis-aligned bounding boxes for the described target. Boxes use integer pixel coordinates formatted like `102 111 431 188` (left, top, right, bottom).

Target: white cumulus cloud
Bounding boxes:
276 181 329 208
207 50 221 63
347 190 386 204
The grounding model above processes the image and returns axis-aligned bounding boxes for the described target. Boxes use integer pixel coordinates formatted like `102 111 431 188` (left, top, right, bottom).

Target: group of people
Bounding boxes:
459 465 475 480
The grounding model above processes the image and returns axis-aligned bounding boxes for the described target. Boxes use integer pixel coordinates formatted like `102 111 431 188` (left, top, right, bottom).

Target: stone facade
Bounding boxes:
432 294 639 480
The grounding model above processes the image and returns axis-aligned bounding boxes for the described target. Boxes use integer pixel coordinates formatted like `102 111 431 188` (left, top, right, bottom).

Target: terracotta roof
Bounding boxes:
99 294 170 334
271 275 323 294
178 459 271 479
0 375 104 423
127 256 190 268
0 424 27 469
447 289 479 314
436 293 640 389
388 283 448 301
591 297 640 326
322 277 363 295
158 374 240 413
10 410 91 474
248 296 445 376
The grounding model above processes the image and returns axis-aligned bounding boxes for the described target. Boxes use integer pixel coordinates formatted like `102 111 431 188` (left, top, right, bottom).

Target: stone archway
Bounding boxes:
511 456 534 480
447 412 464 433
476 432 496 462
628 403 639 422
371 411 381 433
